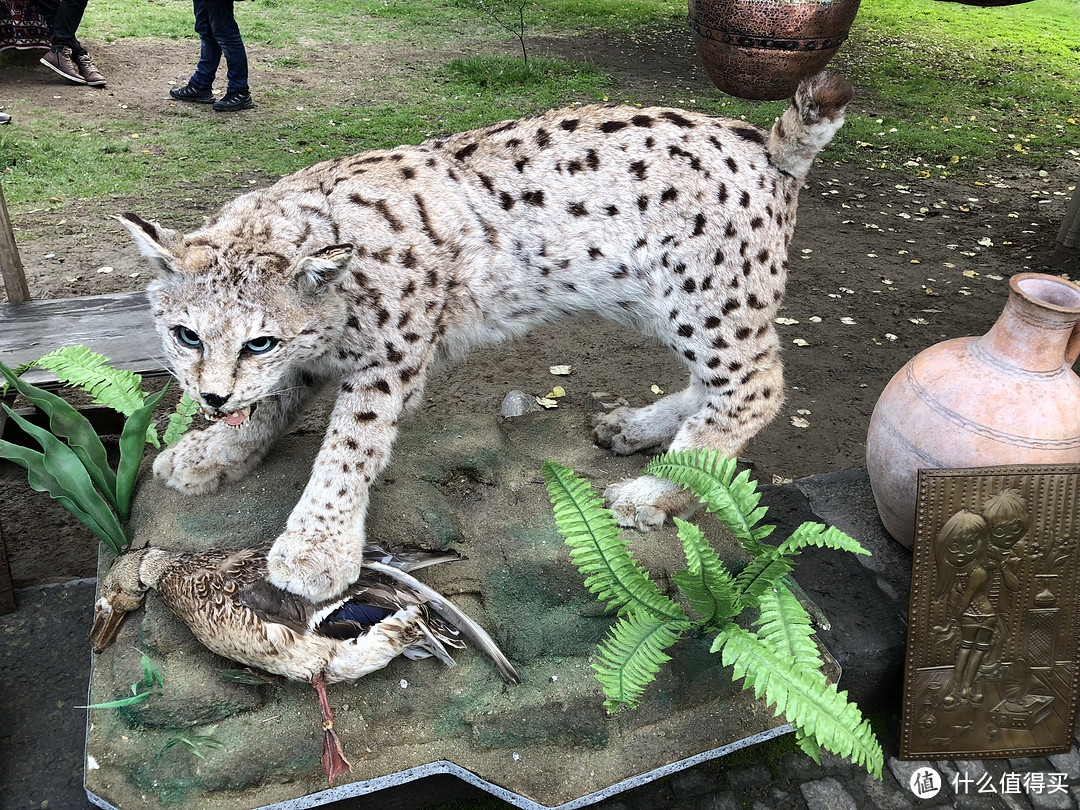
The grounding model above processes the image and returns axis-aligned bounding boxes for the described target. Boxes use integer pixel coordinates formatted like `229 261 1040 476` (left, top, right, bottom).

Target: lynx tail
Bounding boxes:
768 72 854 180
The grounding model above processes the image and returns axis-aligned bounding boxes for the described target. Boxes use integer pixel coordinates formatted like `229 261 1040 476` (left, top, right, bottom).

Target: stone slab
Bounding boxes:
85 401 842 810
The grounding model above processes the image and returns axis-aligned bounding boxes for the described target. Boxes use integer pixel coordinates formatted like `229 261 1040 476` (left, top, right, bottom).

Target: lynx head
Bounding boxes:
119 212 352 426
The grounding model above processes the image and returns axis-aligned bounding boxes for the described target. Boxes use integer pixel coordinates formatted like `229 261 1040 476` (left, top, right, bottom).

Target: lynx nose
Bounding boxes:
201 392 231 409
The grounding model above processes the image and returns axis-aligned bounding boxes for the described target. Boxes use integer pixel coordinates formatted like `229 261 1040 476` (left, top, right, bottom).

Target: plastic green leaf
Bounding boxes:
0 437 117 551
78 690 162 709
713 623 883 779
594 612 688 712
778 521 870 557
671 517 741 626
754 585 824 673
33 346 161 446
115 382 171 522
163 393 197 447
543 460 684 621
645 449 774 553
0 361 118 512
0 407 127 553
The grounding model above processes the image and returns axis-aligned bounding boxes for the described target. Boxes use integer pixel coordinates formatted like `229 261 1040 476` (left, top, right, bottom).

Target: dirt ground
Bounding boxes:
1 22 1078 587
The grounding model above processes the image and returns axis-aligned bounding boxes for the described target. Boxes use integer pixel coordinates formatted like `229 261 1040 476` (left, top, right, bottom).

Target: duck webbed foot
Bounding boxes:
312 673 352 785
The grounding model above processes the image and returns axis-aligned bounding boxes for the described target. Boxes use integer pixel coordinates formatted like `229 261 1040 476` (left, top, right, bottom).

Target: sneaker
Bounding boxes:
74 52 106 87
40 47 87 85
0 113 10 125
169 83 215 104
213 91 254 112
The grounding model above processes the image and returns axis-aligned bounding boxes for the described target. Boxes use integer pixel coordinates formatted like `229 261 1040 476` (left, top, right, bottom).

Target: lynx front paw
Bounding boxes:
604 475 698 532
153 427 260 495
266 529 364 602
591 408 667 455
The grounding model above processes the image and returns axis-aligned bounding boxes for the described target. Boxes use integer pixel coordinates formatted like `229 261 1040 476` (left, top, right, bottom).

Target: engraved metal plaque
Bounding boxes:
900 464 1080 760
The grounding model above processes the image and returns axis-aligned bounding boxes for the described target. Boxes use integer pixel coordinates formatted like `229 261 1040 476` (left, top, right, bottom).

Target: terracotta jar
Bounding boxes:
688 0 862 100
866 273 1080 548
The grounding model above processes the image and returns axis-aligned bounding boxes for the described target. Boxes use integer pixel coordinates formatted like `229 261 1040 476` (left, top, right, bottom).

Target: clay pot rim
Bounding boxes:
1010 272 1080 314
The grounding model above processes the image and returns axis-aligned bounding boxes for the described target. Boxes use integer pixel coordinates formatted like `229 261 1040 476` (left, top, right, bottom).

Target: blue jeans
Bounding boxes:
189 0 248 95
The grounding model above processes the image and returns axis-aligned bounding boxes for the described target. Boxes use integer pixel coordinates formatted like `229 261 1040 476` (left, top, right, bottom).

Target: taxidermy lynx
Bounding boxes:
121 73 853 602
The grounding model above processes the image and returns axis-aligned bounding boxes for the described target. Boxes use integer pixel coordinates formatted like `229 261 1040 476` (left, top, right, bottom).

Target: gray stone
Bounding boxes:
1028 785 1072 810
887 757 936 794
800 777 857 810
1047 748 1080 782
499 389 537 417
697 793 742 810
726 764 774 792
861 771 914 810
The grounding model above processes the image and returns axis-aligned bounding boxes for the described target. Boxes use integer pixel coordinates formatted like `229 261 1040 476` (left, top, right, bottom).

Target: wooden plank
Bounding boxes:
0 182 30 304
0 291 168 385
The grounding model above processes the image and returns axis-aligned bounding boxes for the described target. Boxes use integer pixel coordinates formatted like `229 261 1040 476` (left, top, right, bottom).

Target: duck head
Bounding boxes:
89 547 174 652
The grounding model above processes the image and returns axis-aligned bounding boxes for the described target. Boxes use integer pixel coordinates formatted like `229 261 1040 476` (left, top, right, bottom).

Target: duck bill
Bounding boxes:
88 600 128 653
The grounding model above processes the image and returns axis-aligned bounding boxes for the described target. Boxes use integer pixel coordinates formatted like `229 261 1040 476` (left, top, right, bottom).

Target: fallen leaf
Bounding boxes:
775 317 799 325
650 385 664 395
535 397 559 409
546 386 566 398
792 338 809 347
549 365 572 376
840 317 857 325
885 333 898 341
790 416 810 428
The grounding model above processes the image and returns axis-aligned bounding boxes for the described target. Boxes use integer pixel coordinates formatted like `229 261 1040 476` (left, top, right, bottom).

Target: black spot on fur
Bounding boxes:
732 125 766 144
385 342 404 363
401 167 415 180
726 157 739 173
704 316 722 329
606 205 619 216
706 357 723 369
677 324 694 338
725 222 737 238
713 249 725 266
567 160 583 175
637 196 649 212
401 280 416 297
683 278 696 293
500 191 515 210
454 143 478 161
722 298 741 314
568 202 588 217
739 191 751 208
515 157 530 172
373 379 391 395
401 248 416 268
600 120 628 133
535 128 550 148
355 411 378 423
661 110 695 128
712 335 730 349
692 213 706 237
376 308 390 327
750 217 764 229
560 118 579 132
522 190 545 206
661 187 678 203
632 114 654 128
588 247 603 260
630 160 647 180
586 149 600 170
735 326 752 340
684 350 697 362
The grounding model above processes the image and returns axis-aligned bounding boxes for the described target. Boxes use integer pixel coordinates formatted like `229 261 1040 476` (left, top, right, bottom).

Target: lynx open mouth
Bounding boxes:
206 402 259 427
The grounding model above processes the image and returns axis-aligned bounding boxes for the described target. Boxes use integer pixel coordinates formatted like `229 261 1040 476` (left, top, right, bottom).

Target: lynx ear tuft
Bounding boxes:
292 244 353 297
116 213 183 277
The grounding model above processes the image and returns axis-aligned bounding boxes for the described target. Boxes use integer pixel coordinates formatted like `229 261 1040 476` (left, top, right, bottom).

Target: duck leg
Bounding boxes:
312 673 352 786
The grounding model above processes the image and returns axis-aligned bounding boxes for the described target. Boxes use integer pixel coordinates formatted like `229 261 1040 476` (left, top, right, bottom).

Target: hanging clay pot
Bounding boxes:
866 273 1080 548
688 0 862 100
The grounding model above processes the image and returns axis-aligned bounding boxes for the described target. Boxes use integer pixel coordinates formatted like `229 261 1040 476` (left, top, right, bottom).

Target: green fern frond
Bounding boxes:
594 612 688 712
795 728 823 765
754 585 823 672
733 553 794 605
163 393 198 447
713 624 883 778
34 347 147 415
543 460 685 621
778 522 870 557
645 449 774 553
671 517 741 626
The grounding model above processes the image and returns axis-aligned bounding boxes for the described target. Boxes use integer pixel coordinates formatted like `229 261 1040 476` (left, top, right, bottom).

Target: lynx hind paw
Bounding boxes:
591 407 634 451
591 407 668 456
604 475 698 532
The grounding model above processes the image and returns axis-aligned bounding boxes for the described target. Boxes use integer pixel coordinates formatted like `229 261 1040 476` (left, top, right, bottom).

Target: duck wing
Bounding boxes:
364 561 520 684
363 544 465 572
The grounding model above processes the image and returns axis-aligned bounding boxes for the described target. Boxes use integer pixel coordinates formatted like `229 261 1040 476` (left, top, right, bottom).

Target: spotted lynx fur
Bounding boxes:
121 73 853 602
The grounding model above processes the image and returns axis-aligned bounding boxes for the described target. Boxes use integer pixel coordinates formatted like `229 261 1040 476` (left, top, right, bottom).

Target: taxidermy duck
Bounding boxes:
89 544 519 785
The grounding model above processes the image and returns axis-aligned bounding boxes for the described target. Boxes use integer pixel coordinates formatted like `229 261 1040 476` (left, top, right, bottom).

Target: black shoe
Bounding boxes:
213 92 254 112
170 84 215 103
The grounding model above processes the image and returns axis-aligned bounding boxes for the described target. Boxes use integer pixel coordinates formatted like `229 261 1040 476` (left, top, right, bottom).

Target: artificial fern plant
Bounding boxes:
542 450 883 778
0 347 196 554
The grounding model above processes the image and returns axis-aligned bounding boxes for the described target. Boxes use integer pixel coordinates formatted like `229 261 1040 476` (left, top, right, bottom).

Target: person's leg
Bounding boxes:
189 0 222 91
39 0 89 84
203 0 248 96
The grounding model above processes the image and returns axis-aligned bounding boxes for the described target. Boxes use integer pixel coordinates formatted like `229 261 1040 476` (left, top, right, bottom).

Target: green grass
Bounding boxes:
3 0 1078 213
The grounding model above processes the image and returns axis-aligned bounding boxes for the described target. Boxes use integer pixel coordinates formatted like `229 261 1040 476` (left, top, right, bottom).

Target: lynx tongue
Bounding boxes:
223 406 252 427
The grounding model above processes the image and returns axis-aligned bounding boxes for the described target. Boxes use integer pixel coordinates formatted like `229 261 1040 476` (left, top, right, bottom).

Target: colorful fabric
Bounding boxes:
0 0 52 51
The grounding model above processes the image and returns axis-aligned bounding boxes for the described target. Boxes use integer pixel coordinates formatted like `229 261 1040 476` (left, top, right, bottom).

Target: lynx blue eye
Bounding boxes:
175 326 202 349
244 336 279 354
